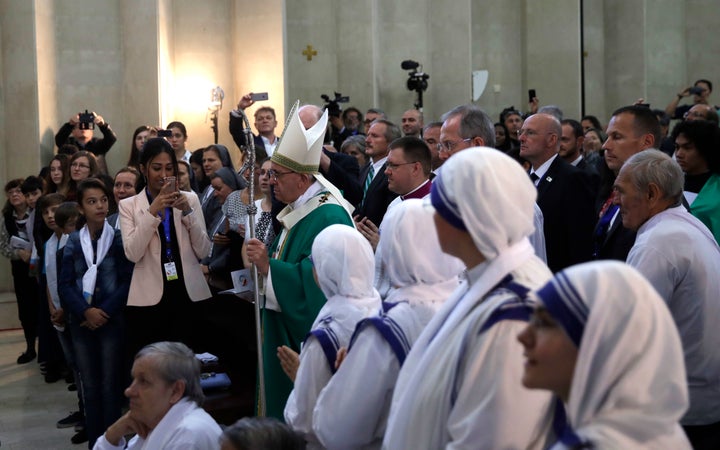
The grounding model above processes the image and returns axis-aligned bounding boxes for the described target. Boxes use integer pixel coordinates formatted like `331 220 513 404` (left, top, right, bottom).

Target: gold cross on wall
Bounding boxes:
302 44 317 61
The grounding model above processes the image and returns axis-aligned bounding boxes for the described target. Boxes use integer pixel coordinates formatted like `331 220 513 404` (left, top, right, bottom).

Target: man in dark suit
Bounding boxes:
520 113 598 272
229 93 279 156
300 105 362 206
353 119 401 228
593 105 661 261
560 119 598 175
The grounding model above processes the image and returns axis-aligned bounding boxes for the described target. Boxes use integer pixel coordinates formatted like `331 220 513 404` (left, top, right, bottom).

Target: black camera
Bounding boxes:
78 110 95 130
321 92 349 118
689 86 705 96
401 60 430 109
157 129 173 138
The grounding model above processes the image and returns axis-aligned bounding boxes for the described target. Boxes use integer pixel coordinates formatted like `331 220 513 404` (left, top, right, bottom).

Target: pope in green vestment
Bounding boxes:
263 193 353 419
245 101 357 420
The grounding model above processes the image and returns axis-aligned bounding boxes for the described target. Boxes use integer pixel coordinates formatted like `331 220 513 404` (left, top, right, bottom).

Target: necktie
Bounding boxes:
364 165 375 196
529 172 539 183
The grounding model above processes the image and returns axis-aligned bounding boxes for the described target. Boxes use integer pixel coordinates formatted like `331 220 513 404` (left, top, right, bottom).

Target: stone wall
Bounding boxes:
1 0 720 290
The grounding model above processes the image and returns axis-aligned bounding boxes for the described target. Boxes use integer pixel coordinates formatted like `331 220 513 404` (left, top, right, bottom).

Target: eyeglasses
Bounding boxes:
516 129 553 138
437 138 472 153
266 169 295 181
71 162 90 169
684 111 707 120
385 161 417 171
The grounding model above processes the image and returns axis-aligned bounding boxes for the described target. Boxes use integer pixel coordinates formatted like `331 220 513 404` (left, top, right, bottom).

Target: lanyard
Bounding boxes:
162 207 173 262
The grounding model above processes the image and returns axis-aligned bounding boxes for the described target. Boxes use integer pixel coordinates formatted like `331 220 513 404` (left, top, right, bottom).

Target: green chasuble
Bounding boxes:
690 173 720 244
261 191 354 420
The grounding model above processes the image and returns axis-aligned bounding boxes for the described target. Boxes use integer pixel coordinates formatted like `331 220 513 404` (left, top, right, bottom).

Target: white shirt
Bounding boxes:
368 156 388 184
93 399 221 450
627 205 720 425
261 135 278 156
530 153 558 186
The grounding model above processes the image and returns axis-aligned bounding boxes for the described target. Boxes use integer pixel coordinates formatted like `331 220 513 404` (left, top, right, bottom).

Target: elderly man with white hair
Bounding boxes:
615 149 720 449
246 101 355 419
383 147 554 449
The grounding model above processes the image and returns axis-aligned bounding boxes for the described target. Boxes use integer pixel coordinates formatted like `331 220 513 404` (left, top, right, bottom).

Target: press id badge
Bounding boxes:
164 262 178 281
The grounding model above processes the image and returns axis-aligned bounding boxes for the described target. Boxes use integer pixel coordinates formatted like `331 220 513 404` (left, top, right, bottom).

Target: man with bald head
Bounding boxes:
684 104 719 125
439 104 547 262
401 109 423 137
299 104 362 206
519 113 597 272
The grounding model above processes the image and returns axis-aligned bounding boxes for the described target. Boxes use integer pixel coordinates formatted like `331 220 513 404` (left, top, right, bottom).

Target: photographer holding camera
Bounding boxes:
665 79 717 120
55 110 117 174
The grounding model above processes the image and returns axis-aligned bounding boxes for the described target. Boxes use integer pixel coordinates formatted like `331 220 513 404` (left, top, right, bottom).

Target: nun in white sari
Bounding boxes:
518 261 691 449
383 147 554 449
313 199 464 449
284 224 381 448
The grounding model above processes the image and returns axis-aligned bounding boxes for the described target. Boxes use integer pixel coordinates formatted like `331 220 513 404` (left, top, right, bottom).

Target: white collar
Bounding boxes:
371 156 388 176
290 180 324 210
530 153 558 184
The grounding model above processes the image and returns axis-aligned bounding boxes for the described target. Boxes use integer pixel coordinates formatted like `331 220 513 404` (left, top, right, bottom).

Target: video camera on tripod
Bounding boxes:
401 60 430 110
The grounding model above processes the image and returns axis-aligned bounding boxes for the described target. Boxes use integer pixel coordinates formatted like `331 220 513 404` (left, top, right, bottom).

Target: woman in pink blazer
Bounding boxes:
119 138 211 358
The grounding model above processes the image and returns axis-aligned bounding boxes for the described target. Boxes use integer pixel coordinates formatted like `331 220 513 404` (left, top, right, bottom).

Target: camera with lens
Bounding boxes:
78 110 95 130
402 60 430 93
321 92 350 118
689 86 705 96
157 129 173 138
401 60 430 109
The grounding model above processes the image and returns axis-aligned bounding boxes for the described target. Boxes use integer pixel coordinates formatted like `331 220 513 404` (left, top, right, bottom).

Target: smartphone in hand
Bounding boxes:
163 176 177 192
251 92 269 102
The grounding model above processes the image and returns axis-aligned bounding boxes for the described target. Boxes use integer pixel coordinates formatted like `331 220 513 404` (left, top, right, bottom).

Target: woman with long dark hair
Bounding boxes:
118 138 211 359
127 125 157 169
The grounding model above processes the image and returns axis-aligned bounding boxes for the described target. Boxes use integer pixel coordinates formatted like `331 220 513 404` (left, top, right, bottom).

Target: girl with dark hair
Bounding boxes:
127 125 157 169
47 154 71 196
58 178 133 448
242 158 275 267
118 138 211 360
672 120 720 243
166 121 190 163
494 122 512 152
0 178 38 364
189 148 209 194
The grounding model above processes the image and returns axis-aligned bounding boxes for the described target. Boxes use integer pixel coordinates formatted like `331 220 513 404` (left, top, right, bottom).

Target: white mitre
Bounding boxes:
271 100 355 215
